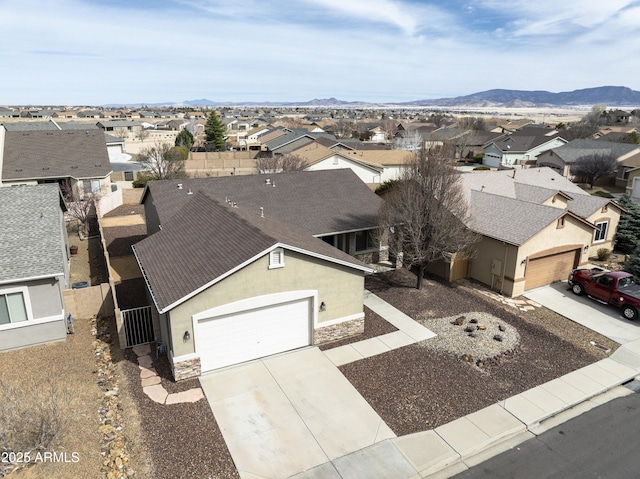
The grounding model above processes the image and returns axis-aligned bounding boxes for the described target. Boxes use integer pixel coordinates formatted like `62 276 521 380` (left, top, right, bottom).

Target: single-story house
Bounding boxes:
0 127 113 198
483 127 567 167
452 167 624 297
0 184 69 352
536 139 640 179
133 190 373 380
140 169 385 262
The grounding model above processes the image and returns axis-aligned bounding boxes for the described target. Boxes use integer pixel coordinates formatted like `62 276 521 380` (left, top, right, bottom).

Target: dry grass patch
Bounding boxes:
0 318 102 479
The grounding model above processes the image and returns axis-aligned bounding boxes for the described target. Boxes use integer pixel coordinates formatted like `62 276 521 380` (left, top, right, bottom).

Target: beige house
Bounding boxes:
454 168 623 297
134 170 385 379
133 192 372 380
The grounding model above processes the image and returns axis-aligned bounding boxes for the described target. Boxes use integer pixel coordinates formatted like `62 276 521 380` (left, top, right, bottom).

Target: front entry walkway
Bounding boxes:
200 347 395 479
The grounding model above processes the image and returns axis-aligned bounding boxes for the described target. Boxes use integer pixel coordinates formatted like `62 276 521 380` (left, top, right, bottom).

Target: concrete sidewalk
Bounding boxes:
322 290 436 367
292 292 640 479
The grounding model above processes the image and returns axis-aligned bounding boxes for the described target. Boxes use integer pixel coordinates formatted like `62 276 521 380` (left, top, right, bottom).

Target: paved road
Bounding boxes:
451 386 640 479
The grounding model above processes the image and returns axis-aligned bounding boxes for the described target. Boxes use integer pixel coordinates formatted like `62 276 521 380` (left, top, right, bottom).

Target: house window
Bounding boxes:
269 248 285 269
124 171 134 181
355 230 375 252
557 216 565 229
0 290 29 325
594 220 609 243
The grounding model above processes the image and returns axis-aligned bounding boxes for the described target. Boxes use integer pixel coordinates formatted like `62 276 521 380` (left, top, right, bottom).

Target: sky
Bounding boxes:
1 0 639 105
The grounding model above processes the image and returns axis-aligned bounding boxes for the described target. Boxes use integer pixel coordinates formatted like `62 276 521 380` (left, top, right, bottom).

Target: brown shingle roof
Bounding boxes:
133 192 369 312
2 129 111 181
143 169 384 236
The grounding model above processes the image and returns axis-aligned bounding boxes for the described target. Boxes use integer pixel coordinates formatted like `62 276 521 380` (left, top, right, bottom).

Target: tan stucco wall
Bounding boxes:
585 206 622 253
169 250 365 357
469 216 594 297
541 195 569 209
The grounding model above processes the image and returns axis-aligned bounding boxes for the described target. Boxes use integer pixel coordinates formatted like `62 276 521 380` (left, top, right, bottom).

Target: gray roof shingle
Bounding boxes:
0 184 67 283
547 139 640 164
468 190 565 245
2 129 112 181
144 169 384 237
133 192 369 312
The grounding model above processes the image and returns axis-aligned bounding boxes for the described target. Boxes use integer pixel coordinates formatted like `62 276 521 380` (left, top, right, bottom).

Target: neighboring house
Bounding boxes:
260 129 318 155
483 127 566 167
0 108 20 118
0 184 69 352
289 141 413 184
291 142 384 184
96 120 144 137
0 127 113 198
616 151 640 200
134 170 381 379
452 168 624 297
537 139 640 179
77 109 102 118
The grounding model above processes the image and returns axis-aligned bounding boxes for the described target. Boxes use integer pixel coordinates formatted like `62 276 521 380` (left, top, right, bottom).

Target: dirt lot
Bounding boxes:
0 316 102 478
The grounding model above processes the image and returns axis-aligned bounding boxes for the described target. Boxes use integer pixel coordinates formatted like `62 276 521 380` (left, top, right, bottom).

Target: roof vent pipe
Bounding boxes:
187 188 193 195
260 207 264 218
266 178 271 185
177 183 183 189
272 181 276 187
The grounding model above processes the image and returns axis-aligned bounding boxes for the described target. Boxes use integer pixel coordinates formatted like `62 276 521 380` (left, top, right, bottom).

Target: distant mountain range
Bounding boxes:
105 86 640 108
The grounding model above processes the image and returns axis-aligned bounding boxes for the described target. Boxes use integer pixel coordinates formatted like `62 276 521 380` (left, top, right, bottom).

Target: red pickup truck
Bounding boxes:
568 269 640 320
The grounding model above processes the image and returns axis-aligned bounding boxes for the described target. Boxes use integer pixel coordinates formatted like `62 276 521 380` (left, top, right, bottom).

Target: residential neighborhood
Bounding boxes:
2 102 640 479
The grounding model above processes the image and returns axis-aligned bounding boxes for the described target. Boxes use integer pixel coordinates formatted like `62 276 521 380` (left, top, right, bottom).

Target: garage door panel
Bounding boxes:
198 298 311 372
525 249 579 290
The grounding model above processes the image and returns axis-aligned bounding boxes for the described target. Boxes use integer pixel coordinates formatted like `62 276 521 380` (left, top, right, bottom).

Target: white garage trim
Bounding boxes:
192 290 318 323
193 291 317 372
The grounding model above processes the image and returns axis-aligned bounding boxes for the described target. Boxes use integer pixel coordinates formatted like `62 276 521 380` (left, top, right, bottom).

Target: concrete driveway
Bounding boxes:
524 282 640 344
199 347 395 479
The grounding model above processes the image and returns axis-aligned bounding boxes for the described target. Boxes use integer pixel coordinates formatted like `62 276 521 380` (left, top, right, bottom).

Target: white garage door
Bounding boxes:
197 298 311 372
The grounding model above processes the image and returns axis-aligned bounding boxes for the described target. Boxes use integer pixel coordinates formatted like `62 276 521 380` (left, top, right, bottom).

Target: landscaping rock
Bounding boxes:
499 324 506 332
493 334 503 342
453 316 465 326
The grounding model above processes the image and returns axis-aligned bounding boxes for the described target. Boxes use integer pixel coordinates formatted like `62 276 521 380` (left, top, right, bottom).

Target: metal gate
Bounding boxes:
122 306 154 347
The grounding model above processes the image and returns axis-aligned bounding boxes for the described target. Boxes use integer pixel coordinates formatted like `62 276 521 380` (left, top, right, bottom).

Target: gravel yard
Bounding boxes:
340 269 619 436
120 350 239 479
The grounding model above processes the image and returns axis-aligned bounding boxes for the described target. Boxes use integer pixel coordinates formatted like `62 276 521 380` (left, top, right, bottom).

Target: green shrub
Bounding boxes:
591 191 614 198
375 179 398 195
596 248 611 261
132 174 157 188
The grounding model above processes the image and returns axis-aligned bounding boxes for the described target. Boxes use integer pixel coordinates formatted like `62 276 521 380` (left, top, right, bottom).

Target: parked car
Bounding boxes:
568 269 640 320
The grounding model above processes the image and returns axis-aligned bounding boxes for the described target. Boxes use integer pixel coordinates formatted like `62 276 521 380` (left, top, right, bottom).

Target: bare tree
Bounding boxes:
393 129 424 151
256 153 307 174
379 143 480 289
113 128 129 139
136 128 150 142
570 153 618 188
333 120 354 139
136 141 187 180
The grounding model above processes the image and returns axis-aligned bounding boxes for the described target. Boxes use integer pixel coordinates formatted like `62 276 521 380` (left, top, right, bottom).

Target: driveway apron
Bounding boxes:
524 282 640 344
199 347 395 479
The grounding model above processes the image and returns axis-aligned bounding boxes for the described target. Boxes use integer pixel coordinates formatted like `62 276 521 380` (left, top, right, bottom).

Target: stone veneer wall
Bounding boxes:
313 316 364 345
173 357 201 381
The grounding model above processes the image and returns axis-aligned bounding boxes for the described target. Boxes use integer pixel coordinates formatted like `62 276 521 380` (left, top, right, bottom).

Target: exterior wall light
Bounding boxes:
183 330 190 342
319 302 326 312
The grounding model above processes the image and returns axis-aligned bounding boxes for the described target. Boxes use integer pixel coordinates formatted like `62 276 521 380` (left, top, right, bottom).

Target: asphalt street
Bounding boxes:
452 384 640 479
